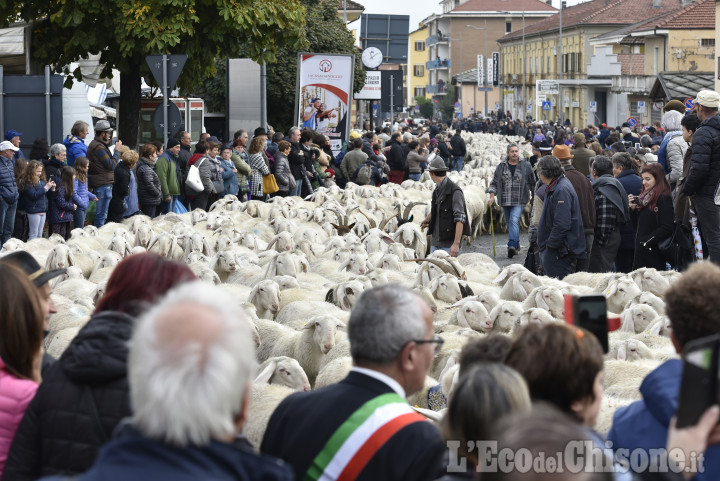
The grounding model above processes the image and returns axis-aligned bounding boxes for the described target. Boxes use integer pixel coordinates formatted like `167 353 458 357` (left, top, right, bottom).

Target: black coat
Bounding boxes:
287 140 306 180
135 158 162 207
632 194 674 270
683 114 720 197
107 161 131 223
3 311 135 481
386 141 406 171
449 134 466 157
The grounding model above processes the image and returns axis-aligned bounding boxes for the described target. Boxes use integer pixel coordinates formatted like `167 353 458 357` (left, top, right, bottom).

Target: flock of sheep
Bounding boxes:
0 133 679 447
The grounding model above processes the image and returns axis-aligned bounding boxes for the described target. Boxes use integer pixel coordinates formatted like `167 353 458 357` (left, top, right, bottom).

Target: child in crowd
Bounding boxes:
18 160 54 240
72 156 97 229
49 166 76 239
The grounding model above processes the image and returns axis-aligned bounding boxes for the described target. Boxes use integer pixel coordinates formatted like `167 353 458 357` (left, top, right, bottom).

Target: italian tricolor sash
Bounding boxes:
303 392 426 481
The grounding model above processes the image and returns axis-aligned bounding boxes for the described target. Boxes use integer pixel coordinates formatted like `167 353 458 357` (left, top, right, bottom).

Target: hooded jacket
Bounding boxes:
35 425 293 481
63 135 87 167
608 360 720 480
3 311 135 481
0 359 38 478
537 175 587 259
683 114 720 197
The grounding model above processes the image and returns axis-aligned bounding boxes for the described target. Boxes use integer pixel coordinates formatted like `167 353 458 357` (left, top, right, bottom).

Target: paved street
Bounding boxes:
463 231 530 269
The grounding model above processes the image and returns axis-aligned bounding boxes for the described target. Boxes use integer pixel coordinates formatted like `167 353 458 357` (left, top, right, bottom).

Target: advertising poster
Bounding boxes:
295 53 354 153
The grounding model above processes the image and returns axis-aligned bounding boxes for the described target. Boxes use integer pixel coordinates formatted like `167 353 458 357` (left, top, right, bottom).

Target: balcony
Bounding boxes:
426 34 449 46
426 83 449 95
426 58 450 70
611 75 655 95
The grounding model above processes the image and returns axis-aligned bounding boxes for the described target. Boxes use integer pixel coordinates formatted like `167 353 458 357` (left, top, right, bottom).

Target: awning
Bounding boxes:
0 27 25 56
649 72 714 101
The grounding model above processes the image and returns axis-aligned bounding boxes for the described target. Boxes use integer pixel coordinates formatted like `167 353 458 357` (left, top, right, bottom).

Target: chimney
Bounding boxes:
652 0 661 7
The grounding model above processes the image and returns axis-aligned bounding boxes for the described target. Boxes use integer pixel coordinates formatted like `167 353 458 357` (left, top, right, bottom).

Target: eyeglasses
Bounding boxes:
412 335 445 354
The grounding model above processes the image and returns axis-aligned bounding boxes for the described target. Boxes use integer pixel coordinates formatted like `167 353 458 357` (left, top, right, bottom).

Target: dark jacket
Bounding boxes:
570 144 595 176
3 311 135 481
449 134 466 157
107 161 131 223
386 140 406 171
616 169 642 249
273 153 296 193
48 185 74 225
563 165 596 235
86 139 116 189
361 139 379 162
261 371 445 481
0 154 19 204
437 142 451 164
19 180 48 214
683 114 720 197
430 177 471 245
608 360 720 481
674 145 694 227
135 158 162 207
487 160 535 206
287 140 306 180
178 144 192 174
37 425 293 481
631 194 674 270
537 175 587 259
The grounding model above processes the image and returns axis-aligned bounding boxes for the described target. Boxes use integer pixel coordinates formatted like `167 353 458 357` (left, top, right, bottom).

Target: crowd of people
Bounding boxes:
0 248 719 480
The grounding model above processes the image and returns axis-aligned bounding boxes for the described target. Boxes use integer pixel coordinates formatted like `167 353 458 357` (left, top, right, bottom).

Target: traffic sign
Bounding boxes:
542 101 551 111
637 101 646 114
627 117 638 128
154 102 183 137
527 103 532 113
146 54 188 92
589 101 597 112
684 97 695 110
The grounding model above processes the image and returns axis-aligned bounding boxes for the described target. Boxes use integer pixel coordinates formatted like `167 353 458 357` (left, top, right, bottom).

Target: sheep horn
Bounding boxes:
402 202 425 221
358 209 377 229
327 206 347 226
345 205 359 225
378 212 399 231
404 258 458 277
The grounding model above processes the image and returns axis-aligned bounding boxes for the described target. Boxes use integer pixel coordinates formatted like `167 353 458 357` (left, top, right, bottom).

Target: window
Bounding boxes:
414 87 426 97
414 65 425 77
541 56 544 73
701 38 715 47
547 56 551 74
415 41 426 51
506 21 512 33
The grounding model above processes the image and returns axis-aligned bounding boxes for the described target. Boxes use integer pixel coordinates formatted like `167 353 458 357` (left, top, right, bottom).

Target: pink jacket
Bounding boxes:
0 359 38 477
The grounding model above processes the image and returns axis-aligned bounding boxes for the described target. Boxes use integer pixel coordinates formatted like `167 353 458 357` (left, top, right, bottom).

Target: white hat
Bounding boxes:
0 140 18 152
696 90 720 108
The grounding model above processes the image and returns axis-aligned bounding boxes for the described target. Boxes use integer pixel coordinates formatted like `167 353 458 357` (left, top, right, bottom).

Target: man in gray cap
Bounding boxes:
683 89 720 265
420 158 470 257
87 120 121 227
0 139 19 247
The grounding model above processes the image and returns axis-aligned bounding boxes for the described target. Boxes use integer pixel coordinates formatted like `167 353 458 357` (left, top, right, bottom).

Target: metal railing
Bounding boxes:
426 58 450 70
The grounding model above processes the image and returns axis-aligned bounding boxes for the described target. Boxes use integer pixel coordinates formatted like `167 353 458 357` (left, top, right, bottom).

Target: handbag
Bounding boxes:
658 222 694 270
185 157 206 192
263 174 279 194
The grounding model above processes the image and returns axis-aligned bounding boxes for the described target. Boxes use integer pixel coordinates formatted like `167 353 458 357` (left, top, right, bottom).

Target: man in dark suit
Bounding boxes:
261 284 446 481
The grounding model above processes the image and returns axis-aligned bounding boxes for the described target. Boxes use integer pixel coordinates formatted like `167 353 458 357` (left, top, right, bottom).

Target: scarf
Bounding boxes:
637 187 655 210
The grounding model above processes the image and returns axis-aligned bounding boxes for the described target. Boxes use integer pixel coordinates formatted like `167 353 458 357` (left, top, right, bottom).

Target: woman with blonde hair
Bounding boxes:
19 160 54 240
0 263 45 476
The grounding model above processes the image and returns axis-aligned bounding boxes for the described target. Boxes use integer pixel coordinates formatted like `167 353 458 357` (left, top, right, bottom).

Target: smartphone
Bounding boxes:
676 334 720 428
635 143 640 150
565 294 609 353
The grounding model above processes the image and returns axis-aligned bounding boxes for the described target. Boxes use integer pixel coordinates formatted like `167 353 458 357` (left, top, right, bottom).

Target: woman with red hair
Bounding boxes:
628 162 674 270
3 253 197 480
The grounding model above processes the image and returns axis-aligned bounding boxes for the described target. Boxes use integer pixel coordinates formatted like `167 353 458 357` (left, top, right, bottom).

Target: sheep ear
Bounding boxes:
248 284 260 303
648 319 662 336
535 290 550 311
620 310 635 333
254 361 277 384
512 276 525 301
203 239 213 256
617 344 627 361
67 249 75 267
338 288 350 310
45 250 55 270
348 222 356 230
604 283 618 299
325 288 335 304
429 277 440 296
493 270 509 285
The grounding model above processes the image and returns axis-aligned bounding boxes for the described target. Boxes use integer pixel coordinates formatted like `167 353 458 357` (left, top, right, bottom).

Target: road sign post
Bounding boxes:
146 54 188 144
684 97 695 110
627 117 638 128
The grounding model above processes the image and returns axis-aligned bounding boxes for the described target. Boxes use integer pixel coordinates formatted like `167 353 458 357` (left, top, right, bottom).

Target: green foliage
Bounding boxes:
266 0 365 133
192 58 227 113
415 96 434 119
438 86 457 120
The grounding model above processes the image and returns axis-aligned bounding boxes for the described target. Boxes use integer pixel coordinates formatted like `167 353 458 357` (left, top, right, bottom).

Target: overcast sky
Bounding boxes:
347 0 585 44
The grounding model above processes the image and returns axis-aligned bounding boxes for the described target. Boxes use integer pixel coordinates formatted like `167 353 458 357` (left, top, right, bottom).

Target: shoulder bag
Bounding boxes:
185 157 206 192
263 174 279 194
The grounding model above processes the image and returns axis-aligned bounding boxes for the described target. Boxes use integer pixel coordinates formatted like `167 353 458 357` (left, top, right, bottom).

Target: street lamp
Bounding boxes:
465 23 488 117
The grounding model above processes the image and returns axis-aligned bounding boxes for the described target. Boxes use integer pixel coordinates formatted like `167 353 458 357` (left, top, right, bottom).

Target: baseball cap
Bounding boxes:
0 140 18 152
695 90 720 109
1 251 66 287
428 157 448 172
5 129 21 140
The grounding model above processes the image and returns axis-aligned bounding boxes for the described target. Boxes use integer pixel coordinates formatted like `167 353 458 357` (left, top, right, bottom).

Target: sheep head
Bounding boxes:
303 315 345 354
429 274 463 303
455 301 493 332
255 356 311 392
249 280 281 319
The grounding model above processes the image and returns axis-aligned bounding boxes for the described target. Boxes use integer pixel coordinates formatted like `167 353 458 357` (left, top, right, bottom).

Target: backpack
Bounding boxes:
355 163 373 186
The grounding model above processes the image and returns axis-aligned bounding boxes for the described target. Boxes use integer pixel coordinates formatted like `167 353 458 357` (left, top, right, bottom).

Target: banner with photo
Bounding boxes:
295 53 354 154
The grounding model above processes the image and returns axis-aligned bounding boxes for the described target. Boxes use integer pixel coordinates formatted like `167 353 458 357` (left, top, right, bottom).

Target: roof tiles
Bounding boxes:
451 0 558 12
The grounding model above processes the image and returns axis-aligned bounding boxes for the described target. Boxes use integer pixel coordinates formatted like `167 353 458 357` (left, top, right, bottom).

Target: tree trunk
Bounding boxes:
119 62 141 150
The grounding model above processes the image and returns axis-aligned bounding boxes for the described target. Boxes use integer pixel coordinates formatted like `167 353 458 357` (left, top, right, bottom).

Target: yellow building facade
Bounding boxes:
408 25 430 106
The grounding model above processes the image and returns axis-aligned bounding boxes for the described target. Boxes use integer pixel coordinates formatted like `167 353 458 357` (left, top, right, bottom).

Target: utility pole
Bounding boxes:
558 0 565 124
522 8 525 119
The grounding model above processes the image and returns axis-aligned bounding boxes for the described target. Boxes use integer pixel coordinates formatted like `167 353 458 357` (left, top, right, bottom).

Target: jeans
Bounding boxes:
409 173 422 182
450 156 464 172
161 197 175 215
0 197 17 246
28 212 46 240
502 205 524 249
74 209 86 229
291 180 303 197
93 185 112 227
541 249 576 279
693 194 720 266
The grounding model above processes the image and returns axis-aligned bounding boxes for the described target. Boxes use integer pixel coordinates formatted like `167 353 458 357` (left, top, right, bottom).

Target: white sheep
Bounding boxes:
244 384 295 449
255 356 311 392
619 304 660 334
522 286 565 319
624 291 665 316
499 271 542 301
427 274 463 304
443 301 493 333
315 356 353 388
488 301 524 334
629 267 670 298
515 308 560 331
248 280 281 320
603 276 642 314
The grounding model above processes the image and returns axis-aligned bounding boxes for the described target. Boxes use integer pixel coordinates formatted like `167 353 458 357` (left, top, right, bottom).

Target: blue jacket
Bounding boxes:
38 424 294 481
49 185 74 224
20 180 48 214
608 360 720 480
63 135 87 167
616 170 642 250
73 178 97 211
0 154 18 203
220 158 239 196
537 175 587 259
